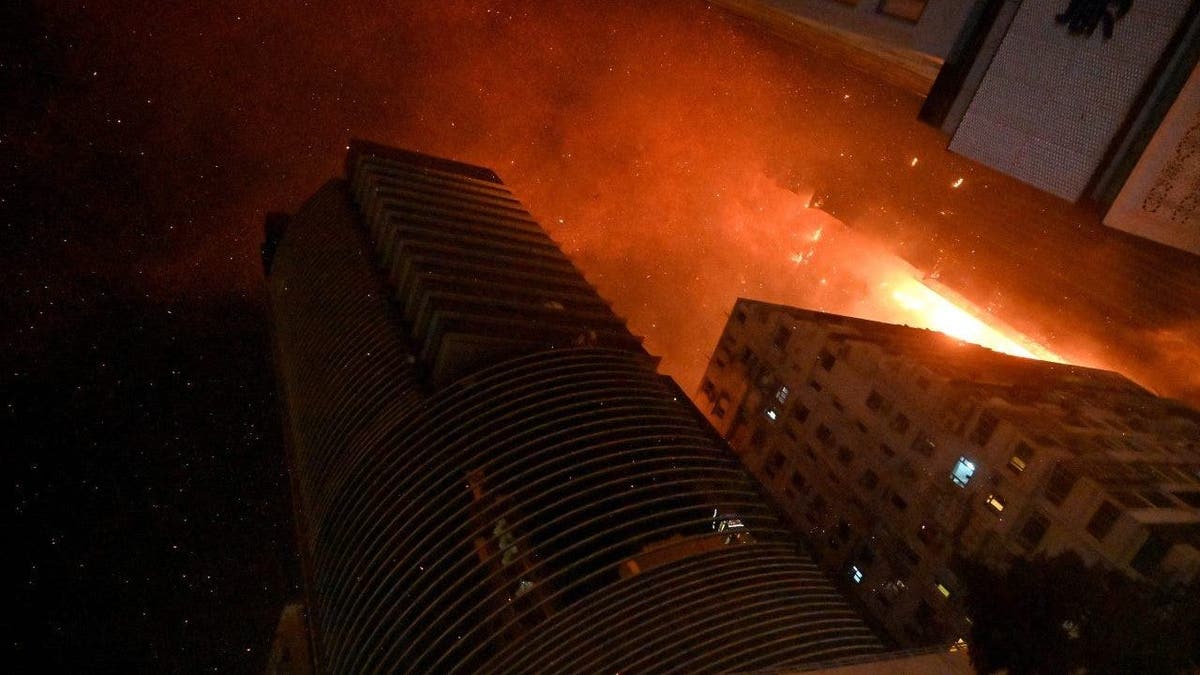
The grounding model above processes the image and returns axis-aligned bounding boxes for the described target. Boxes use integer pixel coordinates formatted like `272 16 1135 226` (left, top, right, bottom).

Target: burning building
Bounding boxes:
698 298 1200 645
262 143 885 672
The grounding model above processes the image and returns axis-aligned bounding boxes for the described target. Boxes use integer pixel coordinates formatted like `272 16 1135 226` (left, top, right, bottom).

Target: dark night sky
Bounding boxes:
7 0 1199 670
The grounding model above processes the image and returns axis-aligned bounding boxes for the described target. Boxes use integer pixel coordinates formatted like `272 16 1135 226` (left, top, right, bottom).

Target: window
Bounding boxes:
713 401 726 418
1045 465 1078 506
1008 441 1034 474
765 408 779 421
891 493 908 511
1140 491 1175 508
879 443 896 458
750 427 767 450
1018 513 1049 549
1130 533 1169 576
791 403 810 423
790 471 808 493
816 424 836 448
1085 501 1120 540
837 446 854 465
890 413 911 435
850 565 864 583
910 432 936 457
775 385 790 404
951 457 976 488
808 379 823 392
866 389 885 412
859 469 879 490
970 411 999 446
818 347 836 371
1173 490 1200 508
734 308 747 324
773 325 791 350
985 494 1005 514
764 450 785 479
935 582 952 599
700 377 715 400
1111 491 1151 508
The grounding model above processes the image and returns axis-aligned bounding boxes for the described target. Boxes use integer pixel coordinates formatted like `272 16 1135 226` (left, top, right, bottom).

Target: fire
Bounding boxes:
882 276 1063 362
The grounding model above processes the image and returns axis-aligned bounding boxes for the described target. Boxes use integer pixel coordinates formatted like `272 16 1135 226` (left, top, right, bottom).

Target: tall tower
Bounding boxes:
262 142 882 673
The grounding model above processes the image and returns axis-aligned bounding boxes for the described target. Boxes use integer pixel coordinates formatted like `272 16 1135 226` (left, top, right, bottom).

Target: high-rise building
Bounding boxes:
261 143 883 672
713 0 1200 254
698 298 1200 646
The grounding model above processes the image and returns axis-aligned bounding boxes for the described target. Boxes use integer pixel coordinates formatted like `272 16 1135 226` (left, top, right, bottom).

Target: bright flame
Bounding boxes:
884 277 1057 360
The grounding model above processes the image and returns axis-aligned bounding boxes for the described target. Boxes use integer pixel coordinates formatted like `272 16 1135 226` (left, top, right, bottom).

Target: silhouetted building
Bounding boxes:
698 298 1200 646
262 143 883 672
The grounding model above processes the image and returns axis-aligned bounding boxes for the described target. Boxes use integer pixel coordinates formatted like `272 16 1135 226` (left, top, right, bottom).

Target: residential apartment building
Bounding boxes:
698 298 1200 645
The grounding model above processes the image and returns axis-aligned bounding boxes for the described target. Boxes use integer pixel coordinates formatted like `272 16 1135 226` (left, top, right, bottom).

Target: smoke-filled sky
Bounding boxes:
8 0 1200 668
13 0 1198 398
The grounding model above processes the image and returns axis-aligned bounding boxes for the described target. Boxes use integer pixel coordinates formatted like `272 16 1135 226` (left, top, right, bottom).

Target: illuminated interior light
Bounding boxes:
850 566 863 583
936 583 951 598
951 177 964 188
951 457 976 487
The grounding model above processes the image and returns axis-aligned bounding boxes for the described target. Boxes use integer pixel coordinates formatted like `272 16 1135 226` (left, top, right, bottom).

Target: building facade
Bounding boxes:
262 144 882 672
698 299 1200 645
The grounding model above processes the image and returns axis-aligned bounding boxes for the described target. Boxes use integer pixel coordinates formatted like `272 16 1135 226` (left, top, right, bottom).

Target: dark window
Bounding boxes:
816 424 836 448
1173 491 1200 508
764 450 785 479
750 427 767 449
792 403 810 423
1085 501 1120 540
1008 441 1034 474
898 541 920 566
855 420 868 434
808 379 823 392
866 389 885 412
803 443 817 462
859 469 879 490
970 411 999 446
712 401 726 418
734 308 747 324
1111 491 1150 508
1018 513 1049 549
837 446 854 465
739 346 757 366
831 397 845 413
1045 465 1078 506
910 432 935 457
1130 534 1170 576
790 471 808 493
773 325 791 350
1141 491 1175 508
891 413 911 435
818 347 837 371
810 495 827 515
879 443 896 458
890 493 908 511
700 377 715 399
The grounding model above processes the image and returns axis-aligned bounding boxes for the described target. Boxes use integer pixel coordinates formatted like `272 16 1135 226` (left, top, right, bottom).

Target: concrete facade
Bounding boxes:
698 299 1200 646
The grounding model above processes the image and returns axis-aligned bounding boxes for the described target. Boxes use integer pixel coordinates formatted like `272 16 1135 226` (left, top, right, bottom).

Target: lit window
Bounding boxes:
1008 441 1034 474
935 582 951 598
985 494 1005 514
850 566 864 583
951 457 976 487
765 408 778 421
775 385 790 404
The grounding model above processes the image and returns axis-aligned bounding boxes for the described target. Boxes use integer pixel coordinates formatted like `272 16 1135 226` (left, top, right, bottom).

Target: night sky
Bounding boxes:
8 0 1199 670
